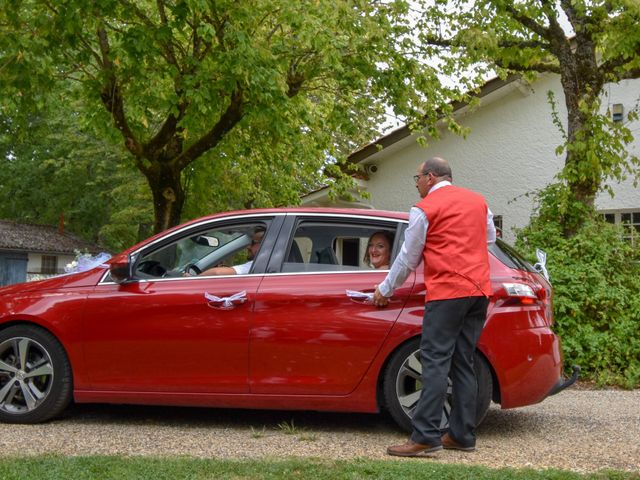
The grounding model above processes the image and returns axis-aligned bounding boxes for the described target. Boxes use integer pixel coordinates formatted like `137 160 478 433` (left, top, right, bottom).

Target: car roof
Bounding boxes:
177 208 409 230
209 207 408 220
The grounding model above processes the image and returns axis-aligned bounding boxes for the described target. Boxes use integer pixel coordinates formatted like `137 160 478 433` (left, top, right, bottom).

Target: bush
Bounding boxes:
516 192 640 388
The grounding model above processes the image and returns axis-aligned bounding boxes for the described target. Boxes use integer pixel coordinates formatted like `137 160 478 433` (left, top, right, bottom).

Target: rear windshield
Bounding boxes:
489 239 537 273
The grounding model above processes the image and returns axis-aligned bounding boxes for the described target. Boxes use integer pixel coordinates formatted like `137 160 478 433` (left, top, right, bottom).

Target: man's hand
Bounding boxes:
373 286 390 308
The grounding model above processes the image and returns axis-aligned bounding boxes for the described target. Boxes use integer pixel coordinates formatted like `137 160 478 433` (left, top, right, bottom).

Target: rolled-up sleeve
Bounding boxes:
378 207 428 297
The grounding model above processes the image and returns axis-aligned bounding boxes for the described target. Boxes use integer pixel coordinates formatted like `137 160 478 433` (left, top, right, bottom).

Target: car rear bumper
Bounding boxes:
547 364 581 396
486 326 565 409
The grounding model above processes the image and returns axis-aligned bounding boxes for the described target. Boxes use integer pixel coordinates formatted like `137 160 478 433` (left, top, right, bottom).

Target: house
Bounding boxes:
302 74 639 245
0 220 105 286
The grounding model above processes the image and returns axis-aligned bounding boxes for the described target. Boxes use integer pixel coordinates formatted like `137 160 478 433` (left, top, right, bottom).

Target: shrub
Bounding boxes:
516 189 640 388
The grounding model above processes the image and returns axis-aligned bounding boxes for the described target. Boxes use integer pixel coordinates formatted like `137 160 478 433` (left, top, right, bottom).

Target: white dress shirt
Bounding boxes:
232 260 253 275
378 182 496 297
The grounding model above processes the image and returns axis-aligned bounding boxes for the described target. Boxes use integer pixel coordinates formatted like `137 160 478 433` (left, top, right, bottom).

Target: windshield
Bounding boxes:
489 239 537 273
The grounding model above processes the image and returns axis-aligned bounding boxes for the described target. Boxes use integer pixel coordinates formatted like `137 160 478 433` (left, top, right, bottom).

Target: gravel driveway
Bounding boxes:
1 389 638 473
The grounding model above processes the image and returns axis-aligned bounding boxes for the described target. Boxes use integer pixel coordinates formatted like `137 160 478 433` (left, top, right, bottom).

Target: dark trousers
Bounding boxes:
410 295 489 447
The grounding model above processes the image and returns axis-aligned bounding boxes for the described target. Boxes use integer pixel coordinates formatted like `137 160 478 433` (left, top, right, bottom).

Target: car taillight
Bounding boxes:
504 283 536 297
499 283 539 306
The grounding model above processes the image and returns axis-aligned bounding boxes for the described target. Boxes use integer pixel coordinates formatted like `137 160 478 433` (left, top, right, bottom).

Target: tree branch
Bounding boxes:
175 88 244 170
117 0 182 69
616 67 640 81
96 24 147 173
559 0 580 33
495 57 562 74
502 3 550 40
142 106 186 159
420 34 454 48
421 34 548 51
543 0 571 41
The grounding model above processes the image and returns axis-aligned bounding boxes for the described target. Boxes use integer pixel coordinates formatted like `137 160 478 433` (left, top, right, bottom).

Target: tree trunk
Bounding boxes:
145 163 185 234
556 34 603 236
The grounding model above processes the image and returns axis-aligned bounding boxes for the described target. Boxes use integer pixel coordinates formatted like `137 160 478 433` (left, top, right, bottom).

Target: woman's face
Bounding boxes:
368 233 391 269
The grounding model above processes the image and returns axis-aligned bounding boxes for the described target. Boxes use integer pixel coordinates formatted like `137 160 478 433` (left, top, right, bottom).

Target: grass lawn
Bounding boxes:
0 456 637 480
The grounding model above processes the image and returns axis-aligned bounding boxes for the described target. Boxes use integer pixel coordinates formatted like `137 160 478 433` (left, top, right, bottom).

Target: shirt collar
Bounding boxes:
428 180 452 195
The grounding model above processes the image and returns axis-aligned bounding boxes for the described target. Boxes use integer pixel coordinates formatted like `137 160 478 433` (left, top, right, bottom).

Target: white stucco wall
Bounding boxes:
27 253 75 274
317 75 639 244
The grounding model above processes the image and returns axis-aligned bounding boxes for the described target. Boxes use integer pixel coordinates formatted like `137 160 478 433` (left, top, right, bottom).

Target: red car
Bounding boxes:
0 208 578 429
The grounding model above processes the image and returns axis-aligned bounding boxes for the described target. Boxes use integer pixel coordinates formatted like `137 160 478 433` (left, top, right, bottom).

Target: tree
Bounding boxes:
0 97 151 251
413 0 640 235
1 0 446 233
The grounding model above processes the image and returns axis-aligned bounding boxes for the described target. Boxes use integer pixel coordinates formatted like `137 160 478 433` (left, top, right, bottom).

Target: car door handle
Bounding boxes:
204 291 247 310
345 289 374 304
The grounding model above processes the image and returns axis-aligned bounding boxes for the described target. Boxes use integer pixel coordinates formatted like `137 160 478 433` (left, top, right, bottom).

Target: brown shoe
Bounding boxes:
387 439 442 457
441 433 475 452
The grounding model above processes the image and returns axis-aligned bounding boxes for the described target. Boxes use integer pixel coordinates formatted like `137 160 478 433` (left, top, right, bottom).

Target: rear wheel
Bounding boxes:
382 338 492 433
0 325 72 423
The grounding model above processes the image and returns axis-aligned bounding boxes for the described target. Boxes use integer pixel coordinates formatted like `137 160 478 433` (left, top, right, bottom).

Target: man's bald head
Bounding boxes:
421 157 452 181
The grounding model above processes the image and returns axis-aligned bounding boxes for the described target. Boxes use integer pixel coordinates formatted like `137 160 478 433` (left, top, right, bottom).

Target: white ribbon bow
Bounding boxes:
204 291 247 308
346 289 374 303
64 252 112 273
534 248 550 281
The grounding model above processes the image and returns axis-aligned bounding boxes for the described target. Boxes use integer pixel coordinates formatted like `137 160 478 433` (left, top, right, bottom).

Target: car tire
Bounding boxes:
382 338 492 433
0 325 73 424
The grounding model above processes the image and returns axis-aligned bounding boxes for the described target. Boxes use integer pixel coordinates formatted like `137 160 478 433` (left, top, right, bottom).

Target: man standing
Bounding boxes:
373 156 496 456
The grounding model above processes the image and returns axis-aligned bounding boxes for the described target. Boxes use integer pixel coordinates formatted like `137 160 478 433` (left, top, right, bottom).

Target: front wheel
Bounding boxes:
0 325 73 423
382 338 492 433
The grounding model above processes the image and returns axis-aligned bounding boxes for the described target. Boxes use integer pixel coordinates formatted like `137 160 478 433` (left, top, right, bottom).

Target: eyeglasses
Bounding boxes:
413 171 431 183
251 239 262 246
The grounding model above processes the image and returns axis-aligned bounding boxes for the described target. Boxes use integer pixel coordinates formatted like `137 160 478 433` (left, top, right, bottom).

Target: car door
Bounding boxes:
250 213 415 395
81 215 283 394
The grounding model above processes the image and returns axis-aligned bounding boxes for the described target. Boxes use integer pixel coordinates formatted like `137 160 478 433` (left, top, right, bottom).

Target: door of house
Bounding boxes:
0 252 28 286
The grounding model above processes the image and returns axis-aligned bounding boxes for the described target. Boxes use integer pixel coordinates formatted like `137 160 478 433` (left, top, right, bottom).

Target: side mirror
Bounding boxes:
109 253 135 284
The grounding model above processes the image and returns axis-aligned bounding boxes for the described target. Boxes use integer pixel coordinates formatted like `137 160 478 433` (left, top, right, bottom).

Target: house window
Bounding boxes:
41 255 58 274
600 210 640 247
611 103 624 123
621 212 640 246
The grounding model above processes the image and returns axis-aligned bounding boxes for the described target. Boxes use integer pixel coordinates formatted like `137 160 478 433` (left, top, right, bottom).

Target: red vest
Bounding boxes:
415 185 492 301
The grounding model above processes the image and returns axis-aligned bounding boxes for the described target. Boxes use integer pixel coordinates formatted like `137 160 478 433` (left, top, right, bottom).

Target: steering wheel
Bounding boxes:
137 260 167 277
183 263 202 276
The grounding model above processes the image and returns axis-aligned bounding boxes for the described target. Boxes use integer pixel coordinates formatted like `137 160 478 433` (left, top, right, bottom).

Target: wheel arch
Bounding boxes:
1 319 62 343
0 319 75 380
476 347 501 405
0 321 75 423
376 335 421 412
375 337 502 411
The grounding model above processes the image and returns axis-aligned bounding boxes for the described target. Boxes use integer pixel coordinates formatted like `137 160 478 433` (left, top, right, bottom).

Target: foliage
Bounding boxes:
0 455 635 480
0 97 152 251
413 0 640 236
1 0 453 233
413 0 640 385
516 185 640 388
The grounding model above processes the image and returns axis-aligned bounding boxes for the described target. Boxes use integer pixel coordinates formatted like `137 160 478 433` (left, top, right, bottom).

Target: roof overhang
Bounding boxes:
347 74 524 165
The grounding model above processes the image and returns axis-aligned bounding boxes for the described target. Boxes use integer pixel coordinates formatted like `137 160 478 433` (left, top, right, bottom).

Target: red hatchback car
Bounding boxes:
0 208 577 430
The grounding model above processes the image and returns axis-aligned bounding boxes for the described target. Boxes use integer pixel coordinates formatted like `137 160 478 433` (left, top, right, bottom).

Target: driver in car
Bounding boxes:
197 226 265 276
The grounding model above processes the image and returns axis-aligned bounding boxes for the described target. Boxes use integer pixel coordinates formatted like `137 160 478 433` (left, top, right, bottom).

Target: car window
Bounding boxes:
489 239 537 273
134 220 270 279
282 221 397 273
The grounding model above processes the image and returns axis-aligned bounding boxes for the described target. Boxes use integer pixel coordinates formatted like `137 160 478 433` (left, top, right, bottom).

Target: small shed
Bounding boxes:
0 220 104 286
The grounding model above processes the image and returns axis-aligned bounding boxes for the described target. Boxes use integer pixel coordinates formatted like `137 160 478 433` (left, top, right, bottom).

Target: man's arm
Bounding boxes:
199 266 237 276
374 207 428 307
200 260 253 276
